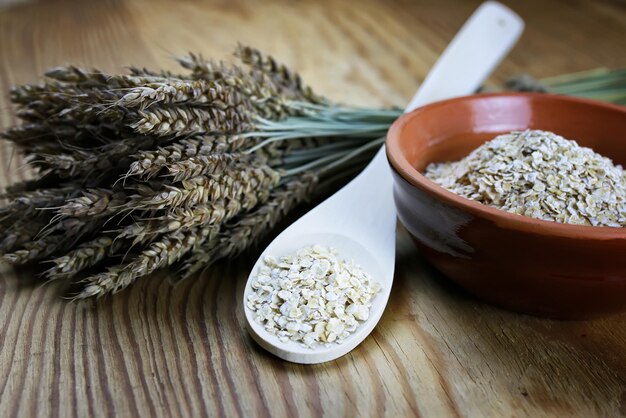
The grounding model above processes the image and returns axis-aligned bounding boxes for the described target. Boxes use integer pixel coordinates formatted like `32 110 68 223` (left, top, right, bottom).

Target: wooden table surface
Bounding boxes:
1 0 626 416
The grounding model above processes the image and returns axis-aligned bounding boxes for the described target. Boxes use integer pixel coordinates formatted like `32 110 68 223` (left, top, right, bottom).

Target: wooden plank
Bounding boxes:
0 0 625 416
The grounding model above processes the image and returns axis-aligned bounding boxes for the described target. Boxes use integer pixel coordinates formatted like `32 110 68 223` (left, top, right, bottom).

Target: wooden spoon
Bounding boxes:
243 1 524 364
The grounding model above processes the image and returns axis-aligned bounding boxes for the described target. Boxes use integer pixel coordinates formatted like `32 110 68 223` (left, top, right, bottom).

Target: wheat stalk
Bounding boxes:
77 226 215 298
130 105 252 136
234 45 325 104
126 135 247 179
46 235 123 280
59 188 127 217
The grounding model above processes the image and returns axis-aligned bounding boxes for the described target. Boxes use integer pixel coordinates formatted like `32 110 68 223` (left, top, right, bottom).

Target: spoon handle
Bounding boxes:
405 1 524 112
348 1 523 254
358 3 523 179
358 1 524 187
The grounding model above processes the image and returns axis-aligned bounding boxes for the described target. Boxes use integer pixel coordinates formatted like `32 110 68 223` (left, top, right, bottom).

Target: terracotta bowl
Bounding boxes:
386 93 626 319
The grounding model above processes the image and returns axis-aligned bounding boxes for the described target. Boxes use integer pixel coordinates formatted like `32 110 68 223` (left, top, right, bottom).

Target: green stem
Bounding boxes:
283 148 354 177
318 137 384 176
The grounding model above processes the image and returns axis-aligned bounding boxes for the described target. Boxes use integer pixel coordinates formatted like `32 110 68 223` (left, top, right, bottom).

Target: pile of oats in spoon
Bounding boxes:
247 245 381 347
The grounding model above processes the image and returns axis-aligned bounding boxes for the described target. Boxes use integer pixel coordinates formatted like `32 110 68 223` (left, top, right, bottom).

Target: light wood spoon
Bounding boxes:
243 1 524 364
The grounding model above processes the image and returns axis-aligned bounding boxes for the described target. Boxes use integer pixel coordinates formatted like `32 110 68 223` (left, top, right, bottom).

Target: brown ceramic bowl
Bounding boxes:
386 93 626 319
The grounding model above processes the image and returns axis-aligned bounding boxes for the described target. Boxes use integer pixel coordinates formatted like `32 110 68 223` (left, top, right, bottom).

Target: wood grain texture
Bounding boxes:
0 0 625 416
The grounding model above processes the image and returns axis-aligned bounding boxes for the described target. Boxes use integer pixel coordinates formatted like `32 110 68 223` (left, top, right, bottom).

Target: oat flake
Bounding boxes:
425 130 626 227
247 245 381 347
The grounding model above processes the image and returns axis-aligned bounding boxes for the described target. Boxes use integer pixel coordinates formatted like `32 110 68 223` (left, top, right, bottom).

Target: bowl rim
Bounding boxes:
386 92 626 239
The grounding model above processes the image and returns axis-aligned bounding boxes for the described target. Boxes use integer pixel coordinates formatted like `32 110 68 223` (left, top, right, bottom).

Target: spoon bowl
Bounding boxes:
245 232 390 364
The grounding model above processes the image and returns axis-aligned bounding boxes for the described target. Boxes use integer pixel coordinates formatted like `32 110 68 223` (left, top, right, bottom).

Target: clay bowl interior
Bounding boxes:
386 93 626 319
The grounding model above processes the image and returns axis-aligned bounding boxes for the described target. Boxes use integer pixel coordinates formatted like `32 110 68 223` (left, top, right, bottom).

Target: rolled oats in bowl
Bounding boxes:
425 130 626 227
246 245 381 348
